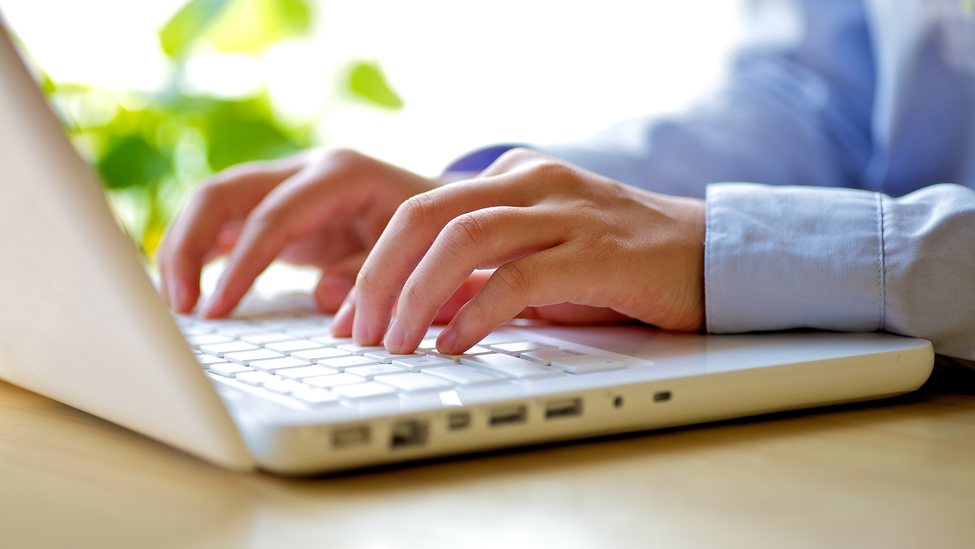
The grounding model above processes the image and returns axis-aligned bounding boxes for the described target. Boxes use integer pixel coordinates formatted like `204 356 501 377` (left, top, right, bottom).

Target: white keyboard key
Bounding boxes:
173 315 197 326
426 346 493 362
363 350 424 364
337 343 387 355
488 340 558 357
477 334 526 346
255 318 319 330
304 373 364 389
200 341 259 357
310 335 352 347
239 332 296 345
377 372 454 393
186 333 234 348
332 382 397 400
390 355 456 372
292 347 351 362
345 364 407 379
551 356 626 374
250 357 310 372
264 339 324 354
292 387 340 406
318 355 380 371
277 365 339 380
196 354 228 366
286 326 333 338
460 354 563 379
416 337 440 352
213 325 267 336
425 364 508 386
224 349 286 365
520 348 591 365
235 371 276 386
208 363 253 377
263 378 304 395
202 319 254 329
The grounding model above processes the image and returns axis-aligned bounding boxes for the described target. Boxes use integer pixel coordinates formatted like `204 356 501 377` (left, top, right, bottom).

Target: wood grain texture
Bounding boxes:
2 365 974 549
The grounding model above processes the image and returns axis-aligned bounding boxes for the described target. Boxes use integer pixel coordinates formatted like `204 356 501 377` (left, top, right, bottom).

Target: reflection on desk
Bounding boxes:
2 364 975 549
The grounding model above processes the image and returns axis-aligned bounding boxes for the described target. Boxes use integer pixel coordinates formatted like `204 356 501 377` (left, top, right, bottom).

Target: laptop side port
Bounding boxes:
332 426 370 448
545 398 582 419
448 412 470 430
654 391 672 402
390 420 428 449
489 405 527 426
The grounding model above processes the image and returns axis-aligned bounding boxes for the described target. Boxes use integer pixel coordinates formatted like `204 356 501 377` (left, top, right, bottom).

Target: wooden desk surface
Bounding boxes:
2 365 974 549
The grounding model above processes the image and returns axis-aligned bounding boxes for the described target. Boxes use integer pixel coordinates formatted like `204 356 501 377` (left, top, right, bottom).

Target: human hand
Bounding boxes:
333 148 707 354
157 149 437 317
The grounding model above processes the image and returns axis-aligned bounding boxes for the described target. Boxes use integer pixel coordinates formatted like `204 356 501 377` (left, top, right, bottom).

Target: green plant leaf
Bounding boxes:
348 61 404 109
159 0 232 58
198 98 303 171
206 0 311 55
98 134 172 189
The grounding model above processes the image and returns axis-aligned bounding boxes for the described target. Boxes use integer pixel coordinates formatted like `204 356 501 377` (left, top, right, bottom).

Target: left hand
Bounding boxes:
332 149 707 354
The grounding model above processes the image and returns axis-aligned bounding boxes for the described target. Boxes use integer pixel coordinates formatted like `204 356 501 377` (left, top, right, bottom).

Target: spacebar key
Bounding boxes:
460 354 562 379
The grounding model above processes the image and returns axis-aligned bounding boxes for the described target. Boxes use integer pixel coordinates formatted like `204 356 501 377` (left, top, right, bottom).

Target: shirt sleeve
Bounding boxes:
533 0 877 198
706 182 975 361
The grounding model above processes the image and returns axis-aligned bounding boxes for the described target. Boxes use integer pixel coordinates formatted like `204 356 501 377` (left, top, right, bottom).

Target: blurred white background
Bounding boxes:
1 0 743 177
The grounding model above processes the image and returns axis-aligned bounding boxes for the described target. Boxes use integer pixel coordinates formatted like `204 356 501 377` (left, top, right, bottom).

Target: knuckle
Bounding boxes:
193 179 231 204
494 262 532 297
442 213 486 255
487 147 538 173
355 264 380 294
528 160 577 187
396 193 440 230
321 148 366 171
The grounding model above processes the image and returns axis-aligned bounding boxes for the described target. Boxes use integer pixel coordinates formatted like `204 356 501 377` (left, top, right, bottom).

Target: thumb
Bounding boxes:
314 251 368 313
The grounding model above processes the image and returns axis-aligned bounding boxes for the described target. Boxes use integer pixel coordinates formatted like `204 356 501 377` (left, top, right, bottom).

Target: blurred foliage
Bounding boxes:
37 0 403 260
348 62 403 109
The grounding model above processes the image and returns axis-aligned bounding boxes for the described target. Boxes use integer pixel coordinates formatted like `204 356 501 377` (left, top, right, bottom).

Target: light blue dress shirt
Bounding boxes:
447 0 975 362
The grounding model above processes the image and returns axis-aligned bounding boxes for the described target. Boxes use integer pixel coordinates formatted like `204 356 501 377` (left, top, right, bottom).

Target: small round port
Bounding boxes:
613 396 624 408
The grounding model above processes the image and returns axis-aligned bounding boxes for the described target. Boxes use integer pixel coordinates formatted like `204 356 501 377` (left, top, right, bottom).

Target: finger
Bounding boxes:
476 147 546 178
432 269 493 324
157 156 306 313
313 250 368 313
352 171 550 345
330 286 356 337
438 244 598 353
383 207 566 353
518 304 631 324
202 156 381 318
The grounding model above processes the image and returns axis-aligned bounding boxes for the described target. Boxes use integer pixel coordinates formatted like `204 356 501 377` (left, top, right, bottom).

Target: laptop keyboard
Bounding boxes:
177 314 634 409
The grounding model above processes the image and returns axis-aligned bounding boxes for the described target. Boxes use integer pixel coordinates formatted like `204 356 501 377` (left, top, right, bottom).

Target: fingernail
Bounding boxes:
352 313 371 345
384 317 405 352
438 325 457 353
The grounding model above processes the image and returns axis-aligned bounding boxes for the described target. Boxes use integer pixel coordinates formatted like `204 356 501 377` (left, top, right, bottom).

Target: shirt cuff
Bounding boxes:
704 183 884 333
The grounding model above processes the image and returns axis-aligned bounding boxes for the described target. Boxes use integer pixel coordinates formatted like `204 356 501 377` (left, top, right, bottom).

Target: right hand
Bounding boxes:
157 148 437 318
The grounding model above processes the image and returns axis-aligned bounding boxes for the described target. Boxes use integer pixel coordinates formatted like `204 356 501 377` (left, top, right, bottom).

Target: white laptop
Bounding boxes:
0 28 934 475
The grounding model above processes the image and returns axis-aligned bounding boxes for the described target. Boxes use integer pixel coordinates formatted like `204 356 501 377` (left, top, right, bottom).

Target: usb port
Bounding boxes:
448 412 470 430
489 405 527 426
390 420 428 449
545 398 582 419
654 391 672 402
332 426 370 448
